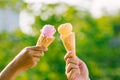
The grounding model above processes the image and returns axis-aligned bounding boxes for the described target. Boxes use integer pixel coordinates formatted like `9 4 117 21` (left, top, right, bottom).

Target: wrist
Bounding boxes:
0 60 21 80
10 60 22 73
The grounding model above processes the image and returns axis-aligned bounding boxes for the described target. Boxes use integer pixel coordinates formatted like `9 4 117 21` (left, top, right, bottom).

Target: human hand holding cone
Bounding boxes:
58 23 76 57
36 25 56 49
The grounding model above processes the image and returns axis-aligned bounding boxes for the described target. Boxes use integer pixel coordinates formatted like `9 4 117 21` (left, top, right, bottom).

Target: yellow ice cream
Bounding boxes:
58 23 72 34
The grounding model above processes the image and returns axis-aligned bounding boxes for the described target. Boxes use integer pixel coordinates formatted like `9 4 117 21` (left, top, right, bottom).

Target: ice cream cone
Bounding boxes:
36 25 56 48
36 35 55 48
60 32 76 57
58 23 76 57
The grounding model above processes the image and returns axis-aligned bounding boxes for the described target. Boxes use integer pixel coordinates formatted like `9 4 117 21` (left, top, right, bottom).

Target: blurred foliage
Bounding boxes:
0 2 120 80
0 0 22 12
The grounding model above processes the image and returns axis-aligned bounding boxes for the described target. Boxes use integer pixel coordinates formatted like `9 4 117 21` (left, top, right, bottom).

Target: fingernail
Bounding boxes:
69 50 73 54
41 52 44 56
45 48 48 51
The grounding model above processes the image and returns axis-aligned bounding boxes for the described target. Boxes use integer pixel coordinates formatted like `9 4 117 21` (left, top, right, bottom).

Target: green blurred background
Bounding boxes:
0 0 120 80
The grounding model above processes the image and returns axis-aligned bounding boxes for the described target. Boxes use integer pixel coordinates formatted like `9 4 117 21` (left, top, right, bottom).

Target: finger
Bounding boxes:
78 61 89 75
43 47 48 51
66 63 78 73
64 51 74 61
77 57 86 69
25 46 44 51
66 68 79 80
33 51 44 57
66 58 78 65
32 57 40 67
36 46 48 51
40 51 44 56
70 73 80 80
33 57 40 62
28 50 44 57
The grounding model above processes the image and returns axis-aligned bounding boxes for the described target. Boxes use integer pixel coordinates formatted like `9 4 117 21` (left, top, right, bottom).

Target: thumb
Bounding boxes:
64 50 75 61
78 59 89 76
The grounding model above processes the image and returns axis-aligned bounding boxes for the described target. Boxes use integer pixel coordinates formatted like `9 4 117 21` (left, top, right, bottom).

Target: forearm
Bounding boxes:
0 60 20 80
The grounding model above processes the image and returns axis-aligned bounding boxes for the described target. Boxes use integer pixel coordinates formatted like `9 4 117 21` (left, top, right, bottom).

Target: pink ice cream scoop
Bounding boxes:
41 25 56 38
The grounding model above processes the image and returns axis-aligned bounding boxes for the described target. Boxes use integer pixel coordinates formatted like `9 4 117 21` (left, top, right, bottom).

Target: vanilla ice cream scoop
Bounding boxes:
41 25 56 38
58 23 72 34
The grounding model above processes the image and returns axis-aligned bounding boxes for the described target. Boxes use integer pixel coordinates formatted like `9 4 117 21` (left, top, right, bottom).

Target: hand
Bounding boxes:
0 46 47 80
13 46 47 71
64 52 89 80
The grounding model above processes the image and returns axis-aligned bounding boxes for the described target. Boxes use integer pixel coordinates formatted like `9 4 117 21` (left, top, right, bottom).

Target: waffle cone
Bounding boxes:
61 32 76 57
36 35 55 48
